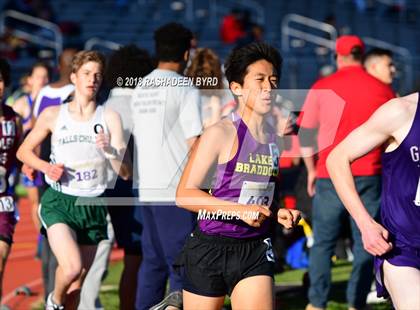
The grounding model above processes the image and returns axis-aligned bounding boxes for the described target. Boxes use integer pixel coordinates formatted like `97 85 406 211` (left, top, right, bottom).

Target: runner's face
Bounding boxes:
73 61 103 99
28 66 49 95
241 59 278 115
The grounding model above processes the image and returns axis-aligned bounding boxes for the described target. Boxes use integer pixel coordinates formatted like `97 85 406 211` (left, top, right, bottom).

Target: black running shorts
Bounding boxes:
174 227 275 297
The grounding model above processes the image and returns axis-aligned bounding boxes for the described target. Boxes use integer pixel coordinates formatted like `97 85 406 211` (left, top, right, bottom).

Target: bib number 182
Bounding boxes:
75 169 98 182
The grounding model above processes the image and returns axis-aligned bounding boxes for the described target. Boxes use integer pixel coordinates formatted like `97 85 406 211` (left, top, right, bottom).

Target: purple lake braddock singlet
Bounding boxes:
381 96 420 248
199 114 281 238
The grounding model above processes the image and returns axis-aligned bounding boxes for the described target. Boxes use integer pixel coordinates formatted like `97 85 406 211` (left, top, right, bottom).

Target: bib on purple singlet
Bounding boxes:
199 114 281 238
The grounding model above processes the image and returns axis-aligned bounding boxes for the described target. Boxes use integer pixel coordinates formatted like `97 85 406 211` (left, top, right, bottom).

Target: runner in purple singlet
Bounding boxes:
176 42 301 309
327 92 420 309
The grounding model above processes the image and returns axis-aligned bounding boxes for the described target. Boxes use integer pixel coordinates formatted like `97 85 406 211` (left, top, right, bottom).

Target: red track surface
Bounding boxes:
3 198 123 310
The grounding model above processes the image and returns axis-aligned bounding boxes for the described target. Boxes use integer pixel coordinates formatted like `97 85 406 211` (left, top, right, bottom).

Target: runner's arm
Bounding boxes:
176 124 271 227
327 99 405 255
16 106 57 175
103 108 131 180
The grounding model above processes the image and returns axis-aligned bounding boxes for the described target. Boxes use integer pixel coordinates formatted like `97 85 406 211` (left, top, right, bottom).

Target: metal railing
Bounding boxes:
363 36 413 93
282 14 338 52
0 10 63 63
281 14 338 89
281 14 415 93
84 37 121 51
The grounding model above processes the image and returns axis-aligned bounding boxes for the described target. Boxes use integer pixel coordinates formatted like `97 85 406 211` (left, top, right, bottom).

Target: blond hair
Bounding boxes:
71 50 105 73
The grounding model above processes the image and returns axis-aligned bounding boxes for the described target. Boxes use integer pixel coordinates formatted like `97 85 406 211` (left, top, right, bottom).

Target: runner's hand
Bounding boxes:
95 132 111 152
240 205 272 228
360 219 393 256
22 164 36 181
46 163 64 182
277 208 301 229
96 132 118 159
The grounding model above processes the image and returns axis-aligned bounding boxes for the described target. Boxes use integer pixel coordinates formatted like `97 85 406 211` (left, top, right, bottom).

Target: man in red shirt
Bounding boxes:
299 35 395 310
220 9 245 44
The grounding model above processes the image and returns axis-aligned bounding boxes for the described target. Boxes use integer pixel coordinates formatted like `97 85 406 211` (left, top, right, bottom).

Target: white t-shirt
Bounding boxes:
104 87 134 185
130 69 202 202
33 84 75 118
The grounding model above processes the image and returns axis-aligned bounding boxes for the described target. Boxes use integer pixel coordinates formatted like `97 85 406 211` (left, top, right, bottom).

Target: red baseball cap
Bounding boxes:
335 35 364 56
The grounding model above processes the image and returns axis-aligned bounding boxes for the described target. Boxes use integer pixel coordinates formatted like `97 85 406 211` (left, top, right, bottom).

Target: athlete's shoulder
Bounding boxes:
39 104 61 120
395 93 418 118
103 106 121 122
371 94 415 130
397 92 418 106
12 95 28 110
201 118 235 141
384 93 416 113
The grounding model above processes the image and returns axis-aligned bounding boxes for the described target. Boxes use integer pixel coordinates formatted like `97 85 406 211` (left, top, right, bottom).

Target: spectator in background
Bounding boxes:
0 27 25 60
220 9 245 44
236 24 264 48
299 35 395 310
186 48 224 128
186 33 199 67
130 23 202 310
12 63 49 277
6 74 30 107
88 44 154 310
13 62 50 133
363 48 396 86
33 48 77 118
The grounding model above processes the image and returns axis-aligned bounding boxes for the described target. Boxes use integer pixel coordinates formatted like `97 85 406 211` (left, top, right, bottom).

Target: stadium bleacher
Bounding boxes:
0 0 419 93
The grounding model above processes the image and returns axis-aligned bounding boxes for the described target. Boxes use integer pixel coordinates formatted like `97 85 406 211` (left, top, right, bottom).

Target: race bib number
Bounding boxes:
75 169 98 183
65 159 106 190
0 196 15 212
238 181 275 206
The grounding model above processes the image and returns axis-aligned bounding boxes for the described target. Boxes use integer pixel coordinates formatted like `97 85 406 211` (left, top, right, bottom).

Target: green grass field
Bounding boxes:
98 260 393 310
99 261 123 310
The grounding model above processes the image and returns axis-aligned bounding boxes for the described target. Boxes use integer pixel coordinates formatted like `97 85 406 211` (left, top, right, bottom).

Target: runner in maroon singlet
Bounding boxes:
0 58 22 304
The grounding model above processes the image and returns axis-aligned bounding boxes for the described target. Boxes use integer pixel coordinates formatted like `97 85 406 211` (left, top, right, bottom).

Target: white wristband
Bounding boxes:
104 148 118 160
